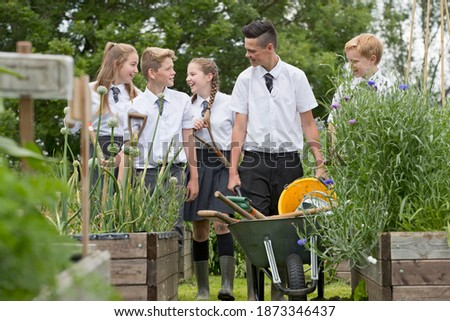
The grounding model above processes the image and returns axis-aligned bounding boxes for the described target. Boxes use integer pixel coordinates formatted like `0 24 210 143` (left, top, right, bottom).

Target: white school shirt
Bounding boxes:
69 82 142 137
125 87 194 169
229 57 318 153
191 92 235 151
327 69 394 123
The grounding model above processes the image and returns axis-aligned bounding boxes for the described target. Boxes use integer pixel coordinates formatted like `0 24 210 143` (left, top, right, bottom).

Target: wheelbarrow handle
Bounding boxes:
197 210 240 224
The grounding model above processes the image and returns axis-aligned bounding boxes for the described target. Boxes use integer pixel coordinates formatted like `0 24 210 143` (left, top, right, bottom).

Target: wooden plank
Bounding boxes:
115 285 148 301
89 233 148 259
110 258 147 285
148 252 179 286
351 268 392 300
352 257 391 287
0 51 73 99
148 274 179 301
391 259 450 285
335 260 351 282
390 232 450 260
183 229 192 255
374 232 392 260
392 285 450 301
148 232 178 259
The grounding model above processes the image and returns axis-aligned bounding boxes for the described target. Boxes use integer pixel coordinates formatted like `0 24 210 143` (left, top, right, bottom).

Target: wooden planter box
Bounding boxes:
87 231 179 301
178 226 193 282
351 231 450 300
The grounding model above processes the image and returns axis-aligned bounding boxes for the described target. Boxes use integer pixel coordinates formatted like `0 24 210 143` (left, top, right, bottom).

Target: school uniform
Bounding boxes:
125 86 193 185
125 86 194 245
183 92 235 221
229 57 318 216
69 82 141 179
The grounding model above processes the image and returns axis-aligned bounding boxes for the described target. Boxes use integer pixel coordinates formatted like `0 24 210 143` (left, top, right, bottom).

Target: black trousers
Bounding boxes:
238 150 303 216
135 164 186 246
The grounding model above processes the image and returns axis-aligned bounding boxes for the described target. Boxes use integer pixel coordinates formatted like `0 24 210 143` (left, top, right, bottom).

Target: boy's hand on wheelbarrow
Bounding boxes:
228 172 241 194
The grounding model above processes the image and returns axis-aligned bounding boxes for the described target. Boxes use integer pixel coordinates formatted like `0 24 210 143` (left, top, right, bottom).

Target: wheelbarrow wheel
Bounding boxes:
286 253 307 301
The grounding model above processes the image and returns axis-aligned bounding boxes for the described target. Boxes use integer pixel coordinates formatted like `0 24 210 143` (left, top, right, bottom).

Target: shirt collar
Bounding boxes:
257 56 282 79
111 83 126 92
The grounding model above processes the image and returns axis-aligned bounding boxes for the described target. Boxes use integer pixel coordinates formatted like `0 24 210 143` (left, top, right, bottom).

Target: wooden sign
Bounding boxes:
0 52 73 100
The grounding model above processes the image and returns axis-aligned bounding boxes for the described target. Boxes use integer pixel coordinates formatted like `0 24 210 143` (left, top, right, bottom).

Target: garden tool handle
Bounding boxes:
233 185 242 196
197 210 240 224
233 186 267 220
214 191 256 221
193 133 231 168
269 206 332 219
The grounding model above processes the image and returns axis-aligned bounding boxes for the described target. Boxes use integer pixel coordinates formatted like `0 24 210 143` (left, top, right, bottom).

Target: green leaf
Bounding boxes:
352 279 368 301
0 137 45 160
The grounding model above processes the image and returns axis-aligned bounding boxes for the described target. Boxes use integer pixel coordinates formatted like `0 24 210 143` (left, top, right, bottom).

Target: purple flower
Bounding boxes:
323 179 334 185
348 119 357 125
399 83 409 90
367 80 376 87
331 103 341 109
297 239 307 246
343 96 350 101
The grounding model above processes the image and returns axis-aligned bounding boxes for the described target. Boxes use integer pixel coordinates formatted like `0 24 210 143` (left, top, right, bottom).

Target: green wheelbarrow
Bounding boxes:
198 182 333 301
198 208 328 301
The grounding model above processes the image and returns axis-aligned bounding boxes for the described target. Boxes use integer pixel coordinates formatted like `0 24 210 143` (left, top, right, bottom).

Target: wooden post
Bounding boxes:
405 0 416 85
439 0 446 108
70 75 91 257
16 41 34 170
423 0 431 93
80 75 91 257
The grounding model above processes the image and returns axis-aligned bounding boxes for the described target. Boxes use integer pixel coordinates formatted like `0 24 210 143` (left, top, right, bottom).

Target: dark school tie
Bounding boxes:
111 87 120 103
201 100 209 117
156 98 164 116
264 73 274 93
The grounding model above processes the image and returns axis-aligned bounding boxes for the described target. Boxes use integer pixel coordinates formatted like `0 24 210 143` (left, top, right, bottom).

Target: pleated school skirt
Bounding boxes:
183 148 233 221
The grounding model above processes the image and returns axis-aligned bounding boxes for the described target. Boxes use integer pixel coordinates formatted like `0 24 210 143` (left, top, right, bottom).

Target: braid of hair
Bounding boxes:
191 93 198 104
205 77 219 125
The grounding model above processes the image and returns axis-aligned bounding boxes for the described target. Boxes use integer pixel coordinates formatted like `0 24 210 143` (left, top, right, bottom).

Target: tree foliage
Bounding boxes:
0 0 378 157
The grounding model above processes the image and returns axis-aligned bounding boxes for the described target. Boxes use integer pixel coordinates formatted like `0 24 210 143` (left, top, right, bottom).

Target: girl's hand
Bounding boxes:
193 118 207 131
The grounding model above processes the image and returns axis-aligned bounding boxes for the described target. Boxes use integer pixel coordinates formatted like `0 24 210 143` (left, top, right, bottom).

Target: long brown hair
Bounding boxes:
94 42 139 114
189 58 220 125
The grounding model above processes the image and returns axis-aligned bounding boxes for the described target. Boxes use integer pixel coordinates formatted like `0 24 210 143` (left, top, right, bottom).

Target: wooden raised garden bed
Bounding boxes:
351 231 450 300
87 231 179 301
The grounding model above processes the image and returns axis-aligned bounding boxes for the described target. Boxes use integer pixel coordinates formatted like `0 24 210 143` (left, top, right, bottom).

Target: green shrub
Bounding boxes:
0 145 72 300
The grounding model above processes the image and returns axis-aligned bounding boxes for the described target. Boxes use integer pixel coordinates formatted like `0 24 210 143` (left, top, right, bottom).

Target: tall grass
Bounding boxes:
301 83 450 269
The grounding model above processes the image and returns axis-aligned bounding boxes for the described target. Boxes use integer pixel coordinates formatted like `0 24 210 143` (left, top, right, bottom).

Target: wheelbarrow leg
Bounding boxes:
246 257 265 301
252 264 265 301
317 259 325 299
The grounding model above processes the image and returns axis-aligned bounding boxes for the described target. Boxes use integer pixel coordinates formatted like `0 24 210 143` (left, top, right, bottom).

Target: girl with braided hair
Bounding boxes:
184 58 236 301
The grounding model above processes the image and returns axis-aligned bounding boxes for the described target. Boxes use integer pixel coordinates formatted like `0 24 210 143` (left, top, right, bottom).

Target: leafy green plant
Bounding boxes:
300 82 450 269
0 141 78 299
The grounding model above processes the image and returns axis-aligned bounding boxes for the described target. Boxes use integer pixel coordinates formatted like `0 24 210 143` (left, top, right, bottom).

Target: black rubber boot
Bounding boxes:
194 260 210 300
218 256 235 301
